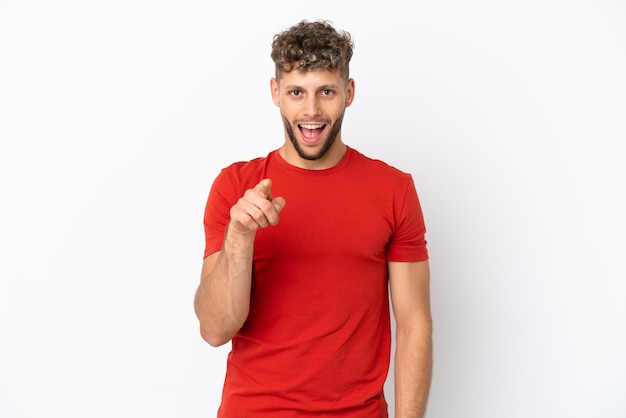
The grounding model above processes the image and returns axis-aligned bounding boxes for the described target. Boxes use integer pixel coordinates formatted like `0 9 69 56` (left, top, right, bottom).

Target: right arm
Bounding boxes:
193 179 285 347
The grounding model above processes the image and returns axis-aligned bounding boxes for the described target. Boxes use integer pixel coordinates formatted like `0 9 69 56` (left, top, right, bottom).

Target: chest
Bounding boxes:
254 176 395 264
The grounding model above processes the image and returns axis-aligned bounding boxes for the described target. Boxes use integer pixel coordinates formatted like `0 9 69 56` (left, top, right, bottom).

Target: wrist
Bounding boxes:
223 222 255 253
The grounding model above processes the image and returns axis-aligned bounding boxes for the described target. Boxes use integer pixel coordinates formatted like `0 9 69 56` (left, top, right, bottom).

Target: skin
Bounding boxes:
390 260 433 418
270 68 354 169
194 67 432 417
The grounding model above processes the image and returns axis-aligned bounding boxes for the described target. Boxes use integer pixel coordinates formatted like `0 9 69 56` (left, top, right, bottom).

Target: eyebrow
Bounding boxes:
283 84 340 91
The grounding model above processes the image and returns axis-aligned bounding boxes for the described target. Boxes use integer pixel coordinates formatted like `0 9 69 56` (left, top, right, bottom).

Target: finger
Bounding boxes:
272 196 286 213
231 199 271 229
265 196 286 226
257 178 273 201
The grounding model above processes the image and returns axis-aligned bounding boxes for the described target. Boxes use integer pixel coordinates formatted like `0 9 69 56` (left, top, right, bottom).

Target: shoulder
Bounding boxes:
216 151 274 183
347 147 413 184
209 151 275 199
220 153 270 177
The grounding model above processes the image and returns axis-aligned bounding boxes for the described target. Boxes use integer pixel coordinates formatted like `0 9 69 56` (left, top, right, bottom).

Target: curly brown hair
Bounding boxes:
271 20 354 80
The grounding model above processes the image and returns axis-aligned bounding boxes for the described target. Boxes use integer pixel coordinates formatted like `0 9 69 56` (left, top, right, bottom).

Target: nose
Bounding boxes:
303 96 321 116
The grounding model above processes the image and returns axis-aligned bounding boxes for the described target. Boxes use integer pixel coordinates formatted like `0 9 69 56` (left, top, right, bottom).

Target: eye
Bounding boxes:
289 90 301 97
321 89 334 96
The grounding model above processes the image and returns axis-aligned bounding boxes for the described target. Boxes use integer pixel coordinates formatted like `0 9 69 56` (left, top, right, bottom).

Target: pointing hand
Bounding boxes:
229 178 286 236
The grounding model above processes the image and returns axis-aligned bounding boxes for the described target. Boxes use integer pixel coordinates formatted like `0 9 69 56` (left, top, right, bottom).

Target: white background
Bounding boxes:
1 1 625 417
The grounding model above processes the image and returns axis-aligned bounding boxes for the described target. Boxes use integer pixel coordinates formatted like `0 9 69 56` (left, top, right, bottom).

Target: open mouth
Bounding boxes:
298 123 326 143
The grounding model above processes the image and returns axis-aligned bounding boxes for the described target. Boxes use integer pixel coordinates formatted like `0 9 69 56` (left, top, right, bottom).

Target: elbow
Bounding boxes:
199 325 234 347
204 335 230 348
194 300 248 347
198 314 247 347
397 317 433 341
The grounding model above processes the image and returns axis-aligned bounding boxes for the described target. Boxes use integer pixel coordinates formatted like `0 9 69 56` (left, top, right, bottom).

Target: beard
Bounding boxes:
282 113 344 161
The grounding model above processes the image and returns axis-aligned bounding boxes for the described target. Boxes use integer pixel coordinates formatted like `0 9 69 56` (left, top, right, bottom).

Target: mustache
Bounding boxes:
295 118 331 124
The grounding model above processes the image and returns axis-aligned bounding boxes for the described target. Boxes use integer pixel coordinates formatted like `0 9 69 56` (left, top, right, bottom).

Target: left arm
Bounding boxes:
389 260 433 418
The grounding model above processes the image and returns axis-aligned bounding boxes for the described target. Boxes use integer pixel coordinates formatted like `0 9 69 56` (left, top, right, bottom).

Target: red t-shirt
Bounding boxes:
203 147 428 417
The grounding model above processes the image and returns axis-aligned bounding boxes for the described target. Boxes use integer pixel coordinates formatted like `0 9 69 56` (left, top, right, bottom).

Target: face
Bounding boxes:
271 68 355 168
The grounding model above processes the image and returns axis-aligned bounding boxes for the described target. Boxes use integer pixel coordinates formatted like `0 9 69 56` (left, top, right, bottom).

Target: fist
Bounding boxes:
229 178 286 235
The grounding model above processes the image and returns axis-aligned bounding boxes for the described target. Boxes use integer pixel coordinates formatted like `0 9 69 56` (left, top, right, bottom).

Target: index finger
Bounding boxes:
257 178 273 201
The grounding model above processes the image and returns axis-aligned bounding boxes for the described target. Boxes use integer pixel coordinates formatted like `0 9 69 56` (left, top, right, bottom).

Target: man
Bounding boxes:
194 20 432 417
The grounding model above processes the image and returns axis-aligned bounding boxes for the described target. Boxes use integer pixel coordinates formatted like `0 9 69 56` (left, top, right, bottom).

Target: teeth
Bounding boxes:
300 124 324 129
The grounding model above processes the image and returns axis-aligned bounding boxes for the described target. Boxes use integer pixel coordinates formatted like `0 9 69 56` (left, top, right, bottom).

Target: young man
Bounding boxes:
194 20 432 417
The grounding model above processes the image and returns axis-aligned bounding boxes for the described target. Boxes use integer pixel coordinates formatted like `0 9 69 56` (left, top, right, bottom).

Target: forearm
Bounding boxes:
194 227 255 346
394 325 433 418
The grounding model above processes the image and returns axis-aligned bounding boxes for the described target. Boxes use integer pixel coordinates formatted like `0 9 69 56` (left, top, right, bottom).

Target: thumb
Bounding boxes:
272 196 286 213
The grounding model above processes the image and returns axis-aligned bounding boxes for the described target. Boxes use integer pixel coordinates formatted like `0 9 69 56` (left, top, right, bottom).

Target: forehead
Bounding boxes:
278 68 346 89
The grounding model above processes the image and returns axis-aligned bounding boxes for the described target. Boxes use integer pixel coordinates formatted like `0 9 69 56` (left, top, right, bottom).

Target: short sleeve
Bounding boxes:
386 175 429 262
202 170 237 259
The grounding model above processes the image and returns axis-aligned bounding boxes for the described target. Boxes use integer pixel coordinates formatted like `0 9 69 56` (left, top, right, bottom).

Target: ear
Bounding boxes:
270 78 280 107
345 78 355 107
